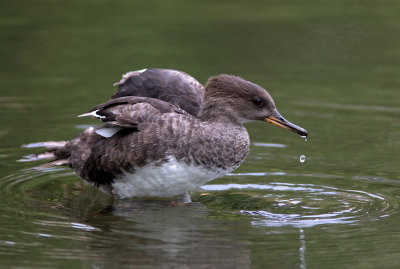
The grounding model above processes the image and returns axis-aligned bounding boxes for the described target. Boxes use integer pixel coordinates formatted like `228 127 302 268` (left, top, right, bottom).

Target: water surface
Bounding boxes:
1 0 400 268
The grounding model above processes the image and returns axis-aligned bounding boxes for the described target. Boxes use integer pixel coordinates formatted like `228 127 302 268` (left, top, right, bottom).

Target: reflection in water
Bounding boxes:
299 229 306 269
85 201 251 269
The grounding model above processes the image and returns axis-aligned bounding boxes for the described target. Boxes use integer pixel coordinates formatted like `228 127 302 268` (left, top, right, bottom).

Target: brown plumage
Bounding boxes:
112 69 204 116
22 69 308 199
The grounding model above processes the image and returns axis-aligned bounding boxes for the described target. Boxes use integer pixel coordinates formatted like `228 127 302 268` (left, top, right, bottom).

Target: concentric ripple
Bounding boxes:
200 179 400 228
2 161 400 230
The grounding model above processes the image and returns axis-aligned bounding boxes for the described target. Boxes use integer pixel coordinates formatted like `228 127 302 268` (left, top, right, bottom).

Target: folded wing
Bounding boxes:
79 96 190 136
112 69 204 116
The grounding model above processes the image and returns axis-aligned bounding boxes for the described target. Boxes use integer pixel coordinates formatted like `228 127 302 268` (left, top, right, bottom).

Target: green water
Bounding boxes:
1 0 400 268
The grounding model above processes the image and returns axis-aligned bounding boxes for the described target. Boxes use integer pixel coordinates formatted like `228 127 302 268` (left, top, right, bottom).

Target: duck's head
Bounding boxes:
201 74 308 137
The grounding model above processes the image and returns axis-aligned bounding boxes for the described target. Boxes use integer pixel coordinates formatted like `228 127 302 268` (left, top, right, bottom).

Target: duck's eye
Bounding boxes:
252 98 264 106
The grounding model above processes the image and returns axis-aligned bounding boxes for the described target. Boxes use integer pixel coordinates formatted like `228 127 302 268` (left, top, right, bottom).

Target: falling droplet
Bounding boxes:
299 155 306 163
300 135 308 142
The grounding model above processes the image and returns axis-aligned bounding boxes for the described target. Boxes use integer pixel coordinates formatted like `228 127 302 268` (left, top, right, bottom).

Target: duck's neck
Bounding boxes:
197 101 243 126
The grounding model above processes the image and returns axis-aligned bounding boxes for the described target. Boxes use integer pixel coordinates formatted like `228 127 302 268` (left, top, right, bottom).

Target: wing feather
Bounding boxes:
112 69 204 116
80 96 189 129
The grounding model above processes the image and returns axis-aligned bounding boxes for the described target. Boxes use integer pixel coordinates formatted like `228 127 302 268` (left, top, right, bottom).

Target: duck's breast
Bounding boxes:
111 156 229 198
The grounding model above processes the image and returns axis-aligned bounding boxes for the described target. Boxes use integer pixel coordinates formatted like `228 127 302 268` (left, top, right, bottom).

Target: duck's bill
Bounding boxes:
265 109 308 137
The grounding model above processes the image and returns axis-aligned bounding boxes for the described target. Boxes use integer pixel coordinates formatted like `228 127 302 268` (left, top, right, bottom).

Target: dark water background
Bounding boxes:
1 0 400 268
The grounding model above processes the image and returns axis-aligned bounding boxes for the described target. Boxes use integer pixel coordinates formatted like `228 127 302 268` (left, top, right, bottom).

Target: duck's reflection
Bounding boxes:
82 199 251 269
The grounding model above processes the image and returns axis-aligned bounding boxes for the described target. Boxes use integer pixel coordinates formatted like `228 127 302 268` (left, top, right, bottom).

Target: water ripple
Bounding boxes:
200 182 399 228
253 142 286 148
3 163 400 231
227 172 343 179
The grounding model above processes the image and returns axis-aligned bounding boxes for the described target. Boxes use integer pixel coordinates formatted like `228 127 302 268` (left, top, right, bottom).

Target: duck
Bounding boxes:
22 69 308 200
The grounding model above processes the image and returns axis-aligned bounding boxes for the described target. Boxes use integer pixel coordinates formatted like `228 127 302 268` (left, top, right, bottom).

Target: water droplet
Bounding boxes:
300 135 308 142
299 155 306 163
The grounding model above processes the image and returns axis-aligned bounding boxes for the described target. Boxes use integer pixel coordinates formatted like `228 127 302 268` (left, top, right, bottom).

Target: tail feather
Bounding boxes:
19 141 69 168
22 141 67 150
18 152 56 162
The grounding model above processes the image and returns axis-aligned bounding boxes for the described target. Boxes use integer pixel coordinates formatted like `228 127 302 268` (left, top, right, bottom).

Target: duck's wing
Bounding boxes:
112 69 204 116
79 96 190 137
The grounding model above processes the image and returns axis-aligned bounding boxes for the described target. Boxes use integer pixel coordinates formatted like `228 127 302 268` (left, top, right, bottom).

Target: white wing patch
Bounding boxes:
95 127 123 138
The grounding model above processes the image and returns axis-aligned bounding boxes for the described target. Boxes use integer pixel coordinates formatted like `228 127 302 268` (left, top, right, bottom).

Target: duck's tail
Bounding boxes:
19 141 69 168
